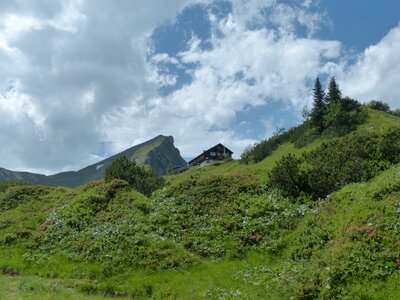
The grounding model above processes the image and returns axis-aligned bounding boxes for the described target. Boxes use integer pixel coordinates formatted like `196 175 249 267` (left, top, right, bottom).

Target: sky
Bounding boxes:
0 0 399 174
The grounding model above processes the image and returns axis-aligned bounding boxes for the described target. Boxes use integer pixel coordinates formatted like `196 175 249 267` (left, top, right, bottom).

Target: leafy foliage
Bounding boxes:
367 100 391 112
323 97 367 134
267 128 400 199
0 181 49 212
240 122 316 163
104 156 164 196
19 175 306 272
241 78 367 164
150 175 306 258
32 180 195 270
280 166 400 298
266 154 304 198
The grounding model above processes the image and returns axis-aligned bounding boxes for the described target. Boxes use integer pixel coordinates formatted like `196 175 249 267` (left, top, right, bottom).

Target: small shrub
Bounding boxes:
324 97 367 135
380 127 400 164
267 129 400 199
0 184 49 211
104 156 164 197
267 154 304 199
2 233 18 245
367 100 391 112
240 123 313 163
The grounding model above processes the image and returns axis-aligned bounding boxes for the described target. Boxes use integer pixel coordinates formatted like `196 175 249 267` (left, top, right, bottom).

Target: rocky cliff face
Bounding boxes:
139 136 187 176
0 135 187 187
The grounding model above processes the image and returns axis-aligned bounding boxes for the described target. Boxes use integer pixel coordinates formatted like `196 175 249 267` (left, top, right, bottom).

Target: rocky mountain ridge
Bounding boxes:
0 135 186 187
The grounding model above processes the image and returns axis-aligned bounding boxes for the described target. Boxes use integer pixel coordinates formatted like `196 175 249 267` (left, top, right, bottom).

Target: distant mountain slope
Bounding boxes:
0 167 48 184
0 135 186 187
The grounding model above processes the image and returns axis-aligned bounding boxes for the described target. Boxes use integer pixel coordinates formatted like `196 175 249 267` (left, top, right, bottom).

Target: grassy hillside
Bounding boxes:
167 108 400 186
1 109 400 299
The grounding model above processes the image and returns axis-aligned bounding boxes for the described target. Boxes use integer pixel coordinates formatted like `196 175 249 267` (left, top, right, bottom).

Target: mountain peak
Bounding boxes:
153 134 174 144
0 135 186 187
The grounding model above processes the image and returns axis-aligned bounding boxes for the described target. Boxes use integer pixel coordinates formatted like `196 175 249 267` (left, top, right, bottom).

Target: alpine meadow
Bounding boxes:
1 1 400 299
2 79 400 298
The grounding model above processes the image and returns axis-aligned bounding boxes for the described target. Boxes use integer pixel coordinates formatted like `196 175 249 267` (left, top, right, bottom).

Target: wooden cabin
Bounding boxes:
188 143 233 167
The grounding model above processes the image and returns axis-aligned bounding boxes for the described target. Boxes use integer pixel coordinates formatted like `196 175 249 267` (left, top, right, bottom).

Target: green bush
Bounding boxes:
34 180 196 270
367 100 391 112
280 184 400 299
267 129 400 199
324 97 367 135
0 183 49 211
150 177 306 259
380 127 400 164
240 122 314 164
31 176 307 271
104 156 164 197
266 154 305 199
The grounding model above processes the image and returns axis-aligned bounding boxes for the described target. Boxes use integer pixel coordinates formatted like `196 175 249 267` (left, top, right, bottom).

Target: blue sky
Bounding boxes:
318 0 400 50
0 0 399 173
149 0 400 143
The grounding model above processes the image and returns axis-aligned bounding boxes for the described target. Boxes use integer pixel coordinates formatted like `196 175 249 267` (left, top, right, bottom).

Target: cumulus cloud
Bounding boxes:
0 0 206 172
0 0 398 173
0 0 341 171
341 25 400 109
133 0 341 157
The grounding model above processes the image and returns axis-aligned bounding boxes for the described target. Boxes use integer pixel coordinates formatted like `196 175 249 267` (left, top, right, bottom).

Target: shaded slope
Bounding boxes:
0 168 48 185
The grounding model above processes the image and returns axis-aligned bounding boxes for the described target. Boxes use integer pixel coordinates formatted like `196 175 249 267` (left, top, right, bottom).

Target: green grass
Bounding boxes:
0 274 113 299
120 253 286 299
1 109 400 299
272 163 400 298
167 109 400 188
0 253 289 299
166 142 311 187
358 108 400 133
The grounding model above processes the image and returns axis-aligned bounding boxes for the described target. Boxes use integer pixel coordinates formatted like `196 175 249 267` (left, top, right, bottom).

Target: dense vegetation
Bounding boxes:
240 122 316 163
241 78 387 164
104 156 164 197
268 128 400 199
1 103 400 298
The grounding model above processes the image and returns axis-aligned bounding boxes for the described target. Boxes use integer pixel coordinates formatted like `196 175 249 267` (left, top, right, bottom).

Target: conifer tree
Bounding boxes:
323 77 366 133
310 77 326 133
326 77 342 105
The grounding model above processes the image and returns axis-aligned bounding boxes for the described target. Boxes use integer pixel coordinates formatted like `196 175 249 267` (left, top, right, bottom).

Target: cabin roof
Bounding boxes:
188 143 233 165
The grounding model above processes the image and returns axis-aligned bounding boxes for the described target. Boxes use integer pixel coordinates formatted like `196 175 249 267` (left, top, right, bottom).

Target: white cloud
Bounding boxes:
0 0 398 174
0 0 206 172
341 25 400 109
103 0 341 159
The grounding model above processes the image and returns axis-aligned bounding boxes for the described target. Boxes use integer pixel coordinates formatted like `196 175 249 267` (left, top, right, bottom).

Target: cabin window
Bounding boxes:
210 151 216 157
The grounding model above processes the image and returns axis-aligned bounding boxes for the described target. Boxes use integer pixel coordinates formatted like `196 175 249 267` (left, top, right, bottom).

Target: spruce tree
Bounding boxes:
310 77 326 133
326 77 342 105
